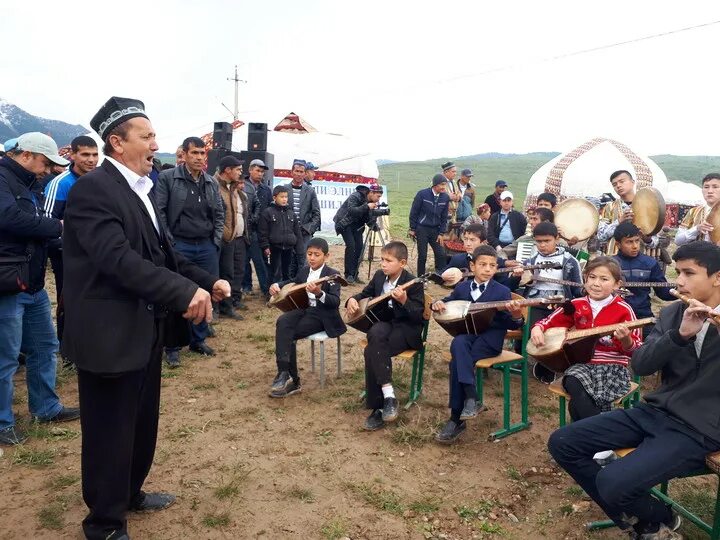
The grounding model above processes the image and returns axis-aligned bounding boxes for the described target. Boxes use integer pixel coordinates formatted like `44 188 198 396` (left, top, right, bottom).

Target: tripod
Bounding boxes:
358 224 389 281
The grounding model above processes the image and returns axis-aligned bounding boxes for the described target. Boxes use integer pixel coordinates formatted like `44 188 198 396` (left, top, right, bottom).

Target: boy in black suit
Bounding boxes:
432 245 524 443
269 238 346 398
346 241 425 431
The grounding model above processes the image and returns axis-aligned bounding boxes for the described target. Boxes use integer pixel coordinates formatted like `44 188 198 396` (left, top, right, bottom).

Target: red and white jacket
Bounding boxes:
533 295 642 367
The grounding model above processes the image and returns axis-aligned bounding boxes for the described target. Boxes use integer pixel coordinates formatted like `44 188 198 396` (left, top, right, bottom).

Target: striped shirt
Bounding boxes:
291 186 302 218
43 168 79 219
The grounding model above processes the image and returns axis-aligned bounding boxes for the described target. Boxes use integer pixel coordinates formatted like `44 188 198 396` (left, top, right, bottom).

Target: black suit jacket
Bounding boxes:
350 268 425 349
279 264 347 338
62 160 217 374
487 210 527 247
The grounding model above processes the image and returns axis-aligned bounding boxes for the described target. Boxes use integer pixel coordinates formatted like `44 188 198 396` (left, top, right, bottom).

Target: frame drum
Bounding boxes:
633 187 666 236
707 202 720 245
554 198 599 242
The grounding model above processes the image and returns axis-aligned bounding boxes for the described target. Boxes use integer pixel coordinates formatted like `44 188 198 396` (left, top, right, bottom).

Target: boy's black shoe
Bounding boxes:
270 379 302 399
271 371 292 392
435 420 466 444
459 398 477 420
532 363 556 384
189 342 215 356
381 397 399 422
364 410 385 431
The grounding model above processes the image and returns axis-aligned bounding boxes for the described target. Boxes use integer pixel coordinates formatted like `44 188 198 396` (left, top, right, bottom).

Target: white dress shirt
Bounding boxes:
383 274 401 307
307 264 326 307
105 156 159 232
470 279 488 301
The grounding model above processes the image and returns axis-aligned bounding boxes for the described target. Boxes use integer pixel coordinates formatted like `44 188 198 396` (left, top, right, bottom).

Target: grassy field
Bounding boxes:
378 153 720 239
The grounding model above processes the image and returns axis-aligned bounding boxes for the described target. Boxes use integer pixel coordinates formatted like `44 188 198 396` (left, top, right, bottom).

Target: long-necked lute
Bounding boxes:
344 273 432 333
441 261 563 287
433 295 564 337
526 276 632 297
669 289 720 324
526 317 655 373
532 276 675 288
267 274 348 312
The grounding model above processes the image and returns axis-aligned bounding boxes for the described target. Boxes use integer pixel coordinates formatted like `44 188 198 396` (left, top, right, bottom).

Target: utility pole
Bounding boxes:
226 65 247 121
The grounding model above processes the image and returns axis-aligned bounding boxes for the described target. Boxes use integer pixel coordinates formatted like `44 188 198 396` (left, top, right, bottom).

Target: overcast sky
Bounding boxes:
1 1 719 160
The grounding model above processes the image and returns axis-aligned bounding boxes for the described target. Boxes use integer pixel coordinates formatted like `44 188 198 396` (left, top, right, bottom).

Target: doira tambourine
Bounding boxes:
553 198 599 242
632 187 666 236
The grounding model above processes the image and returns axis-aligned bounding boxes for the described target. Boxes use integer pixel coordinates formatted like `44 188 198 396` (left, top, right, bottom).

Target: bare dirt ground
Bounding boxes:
1 245 716 540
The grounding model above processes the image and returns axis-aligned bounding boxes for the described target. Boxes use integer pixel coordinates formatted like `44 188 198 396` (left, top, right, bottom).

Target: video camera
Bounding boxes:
370 202 390 217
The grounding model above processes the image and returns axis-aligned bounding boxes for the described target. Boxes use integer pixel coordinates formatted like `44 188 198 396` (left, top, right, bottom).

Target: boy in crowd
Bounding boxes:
675 173 720 246
258 185 305 282
346 242 425 431
432 245 524 443
613 222 675 339
549 241 720 540
536 192 557 210
268 238 346 398
503 206 554 260
441 223 513 287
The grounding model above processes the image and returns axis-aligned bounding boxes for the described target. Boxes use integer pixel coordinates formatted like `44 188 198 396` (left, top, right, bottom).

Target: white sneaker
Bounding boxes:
593 450 617 467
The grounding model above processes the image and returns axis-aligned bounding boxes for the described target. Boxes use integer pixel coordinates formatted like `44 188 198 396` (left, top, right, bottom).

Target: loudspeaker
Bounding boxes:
212 121 233 151
240 150 274 185
207 149 243 176
247 122 268 151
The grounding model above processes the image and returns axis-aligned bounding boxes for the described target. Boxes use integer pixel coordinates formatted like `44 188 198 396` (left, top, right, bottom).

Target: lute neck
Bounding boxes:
566 317 655 340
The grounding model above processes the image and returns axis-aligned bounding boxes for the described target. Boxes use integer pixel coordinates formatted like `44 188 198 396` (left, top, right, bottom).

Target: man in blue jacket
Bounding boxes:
409 174 450 275
0 132 80 446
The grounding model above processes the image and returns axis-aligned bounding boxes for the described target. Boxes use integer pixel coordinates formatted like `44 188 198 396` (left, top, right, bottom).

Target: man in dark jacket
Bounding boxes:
548 241 720 540
333 183 383 283
153 136 225 361
63 97 229 540
487 191 527 248
241 159 272 298
286 160 321 278
484 179 507 215
408 174 449 275
0 132 80 446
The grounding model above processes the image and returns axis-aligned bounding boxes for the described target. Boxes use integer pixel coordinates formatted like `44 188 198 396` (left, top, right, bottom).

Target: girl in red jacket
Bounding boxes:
530 257 642 421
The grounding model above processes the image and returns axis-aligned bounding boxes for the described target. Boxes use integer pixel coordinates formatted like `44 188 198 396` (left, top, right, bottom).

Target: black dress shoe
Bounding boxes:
0 426 27 446
459 398 477 420
219 309 244 320
270 379 302 398
381 397 399 423
345 275 355 284
206 325 217 338
353 275 366 285
129 491 176 512
189 342 215 356
364 409 385 431
435 419 466 444
166 350 180 368
35 406 80 424
270 371 292 393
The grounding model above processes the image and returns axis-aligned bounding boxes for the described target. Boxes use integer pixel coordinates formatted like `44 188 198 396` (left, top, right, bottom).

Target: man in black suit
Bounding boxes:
268 237 346 397
62 97 231 540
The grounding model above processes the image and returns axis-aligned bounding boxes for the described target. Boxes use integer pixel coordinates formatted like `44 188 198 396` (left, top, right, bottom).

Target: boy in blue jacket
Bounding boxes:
431 245 524 443
613 221 674 339
440 223 513 287
408 174 450 275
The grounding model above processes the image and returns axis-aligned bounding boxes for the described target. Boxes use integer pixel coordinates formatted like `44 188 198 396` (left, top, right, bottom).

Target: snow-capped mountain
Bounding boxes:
0 99 87 147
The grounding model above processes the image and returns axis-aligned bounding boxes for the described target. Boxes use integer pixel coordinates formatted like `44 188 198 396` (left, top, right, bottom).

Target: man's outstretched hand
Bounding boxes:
211 280 232 303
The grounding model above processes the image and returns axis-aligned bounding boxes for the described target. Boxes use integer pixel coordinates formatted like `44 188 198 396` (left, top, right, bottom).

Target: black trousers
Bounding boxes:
219 237 247 308
275 308 325 382
415 225 445 275
364 321 413 410
548 404 720 533
77 320 164 540
341 225 364 279
269 247 293 283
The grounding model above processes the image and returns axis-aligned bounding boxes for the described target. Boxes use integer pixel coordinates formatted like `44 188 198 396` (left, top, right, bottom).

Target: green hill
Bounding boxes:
378 153 720 238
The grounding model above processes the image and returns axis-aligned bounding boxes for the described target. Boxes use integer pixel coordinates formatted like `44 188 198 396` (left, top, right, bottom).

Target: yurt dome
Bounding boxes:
665 180 704 206
525 138 668 208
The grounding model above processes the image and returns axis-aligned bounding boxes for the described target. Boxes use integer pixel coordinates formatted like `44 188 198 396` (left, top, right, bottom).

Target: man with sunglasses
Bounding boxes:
0 132 81 446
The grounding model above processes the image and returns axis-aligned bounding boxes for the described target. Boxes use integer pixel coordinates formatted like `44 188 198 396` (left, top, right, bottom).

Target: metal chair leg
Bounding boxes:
320 342 326 388
310 340 315 372
336 337 342 375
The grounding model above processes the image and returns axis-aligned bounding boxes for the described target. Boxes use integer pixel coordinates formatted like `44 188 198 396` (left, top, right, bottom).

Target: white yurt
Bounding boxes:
525 137 669 208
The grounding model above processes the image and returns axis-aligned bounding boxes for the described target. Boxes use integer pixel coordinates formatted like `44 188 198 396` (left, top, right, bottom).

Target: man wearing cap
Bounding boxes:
409 174 450 275
0 132 80 446
484 180 508 215
154 136 225 364
286 159 321 278
214 155 249 322
455 168 476 222
333 183 384 283
62 97 229 540
305 161 317 186
241 158 271 300
441 161 461 220
487 191 527 249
